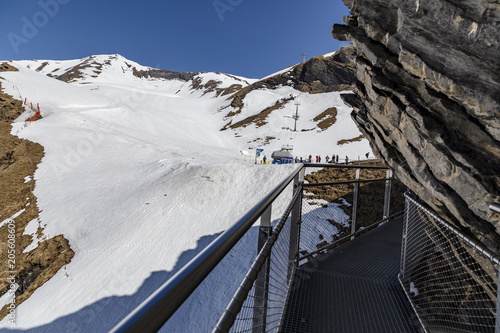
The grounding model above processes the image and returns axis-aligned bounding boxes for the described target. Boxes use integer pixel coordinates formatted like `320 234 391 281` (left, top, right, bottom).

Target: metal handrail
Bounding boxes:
490 203 500 214
110 165 304 333
303 163 389 170
213 185 303 332
303 177 390 187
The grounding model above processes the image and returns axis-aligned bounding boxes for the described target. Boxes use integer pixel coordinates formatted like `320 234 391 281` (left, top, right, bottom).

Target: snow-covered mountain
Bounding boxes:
0 50 370 332
10 50 368 160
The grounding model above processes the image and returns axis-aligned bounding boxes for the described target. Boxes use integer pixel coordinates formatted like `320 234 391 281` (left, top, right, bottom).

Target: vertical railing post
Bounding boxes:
495 268 500 333
383 169 393 220
288 168 304 280
351 168 360 240
492 205 500 333
400 195 410 279
253 204 272 333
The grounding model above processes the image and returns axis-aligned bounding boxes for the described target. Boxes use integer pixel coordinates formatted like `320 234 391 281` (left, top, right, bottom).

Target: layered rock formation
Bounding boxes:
259 46 357 93
332 0 500 252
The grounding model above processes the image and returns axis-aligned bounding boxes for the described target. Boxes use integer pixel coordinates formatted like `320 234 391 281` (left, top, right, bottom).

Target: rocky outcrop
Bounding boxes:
220 47 358 130
0 63 18 73
132 68 196 81
332 0 500 252
258 46 357 94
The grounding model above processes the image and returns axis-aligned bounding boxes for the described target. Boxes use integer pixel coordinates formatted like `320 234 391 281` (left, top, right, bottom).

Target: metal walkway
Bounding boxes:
282 217 423 333
113 162 500 332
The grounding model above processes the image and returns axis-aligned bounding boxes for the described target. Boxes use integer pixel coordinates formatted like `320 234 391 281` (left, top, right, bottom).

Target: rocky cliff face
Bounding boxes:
332 0 500 252
260 46 357 94
132 68 196 81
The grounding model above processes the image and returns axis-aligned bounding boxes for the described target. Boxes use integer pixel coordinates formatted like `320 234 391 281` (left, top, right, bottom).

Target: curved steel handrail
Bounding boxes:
110 165 303 333
490 203 500 214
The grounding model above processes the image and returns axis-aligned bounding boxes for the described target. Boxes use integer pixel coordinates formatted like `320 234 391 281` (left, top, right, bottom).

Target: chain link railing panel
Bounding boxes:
400 194 500 333
298 166 403 262
214 178 302 333
227 214 294 333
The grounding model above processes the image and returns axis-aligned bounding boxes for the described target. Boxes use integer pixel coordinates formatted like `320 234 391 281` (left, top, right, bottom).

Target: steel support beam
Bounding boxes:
351 169 360 240
289 168 304 280
252 205 272 333
383 169 393 220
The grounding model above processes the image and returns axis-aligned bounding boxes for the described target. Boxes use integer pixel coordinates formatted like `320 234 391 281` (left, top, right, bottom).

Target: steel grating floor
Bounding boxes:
282 217 423 333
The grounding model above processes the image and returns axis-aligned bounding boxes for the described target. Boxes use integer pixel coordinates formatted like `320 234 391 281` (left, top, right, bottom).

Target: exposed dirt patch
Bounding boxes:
219 84 243 96
337 134 365 145
222 96 295 131
0 81 74 321
245 136 277 147
55 62 86 82
313 107 337 131
263 136 275 145
190 77 243 97
0 93 23 123
222 85 254 120
0 63 19 73
35 62 49 72
55 57 106 82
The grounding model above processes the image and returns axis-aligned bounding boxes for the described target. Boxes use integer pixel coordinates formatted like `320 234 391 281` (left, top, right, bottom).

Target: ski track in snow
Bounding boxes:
0 55 371 332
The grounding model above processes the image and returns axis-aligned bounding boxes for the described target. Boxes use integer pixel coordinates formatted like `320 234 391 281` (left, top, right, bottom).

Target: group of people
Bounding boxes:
290 152 370 164
292 154 344 164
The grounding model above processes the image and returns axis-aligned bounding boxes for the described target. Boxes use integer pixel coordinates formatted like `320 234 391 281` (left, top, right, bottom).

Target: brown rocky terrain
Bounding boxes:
221 96 295 131
259 46 357 94
189 74 246 97
132 67 196 82
332 0 500 253
0 64 74 320
313 107 337 131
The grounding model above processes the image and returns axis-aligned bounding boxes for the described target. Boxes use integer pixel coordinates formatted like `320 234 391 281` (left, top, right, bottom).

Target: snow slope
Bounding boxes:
224 86 366 160
0 53 371 332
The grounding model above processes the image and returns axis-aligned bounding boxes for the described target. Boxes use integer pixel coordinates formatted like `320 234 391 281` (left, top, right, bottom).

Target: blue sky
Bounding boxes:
1 0 351 78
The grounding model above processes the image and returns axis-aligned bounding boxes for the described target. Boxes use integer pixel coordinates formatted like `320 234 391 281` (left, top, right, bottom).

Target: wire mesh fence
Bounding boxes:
214 179 302 333
300 183 354 259
298 166 404 262
400 193 500 333
226 215 294 333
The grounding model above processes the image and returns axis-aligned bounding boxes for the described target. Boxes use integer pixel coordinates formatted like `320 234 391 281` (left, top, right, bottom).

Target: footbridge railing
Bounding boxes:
400 193 500 333
111 163 400 333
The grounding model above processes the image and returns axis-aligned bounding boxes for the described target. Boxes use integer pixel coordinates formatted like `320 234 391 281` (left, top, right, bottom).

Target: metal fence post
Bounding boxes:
351 169 360 240
495 268 500 333
493 204 500 333
400 196 410 279
383 169 393 219
253 204 272 333
289 168 304 280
